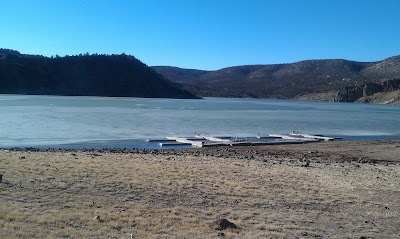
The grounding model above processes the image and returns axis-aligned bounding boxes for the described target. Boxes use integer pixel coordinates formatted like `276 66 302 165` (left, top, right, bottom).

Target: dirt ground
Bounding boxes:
0 140 399 238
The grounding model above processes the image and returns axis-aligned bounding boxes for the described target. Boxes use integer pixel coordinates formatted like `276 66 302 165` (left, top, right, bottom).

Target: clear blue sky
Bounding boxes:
1 0 399 70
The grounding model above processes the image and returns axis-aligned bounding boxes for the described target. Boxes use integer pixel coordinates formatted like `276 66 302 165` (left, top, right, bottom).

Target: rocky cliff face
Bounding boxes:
334 79 400 102
334 86 364 102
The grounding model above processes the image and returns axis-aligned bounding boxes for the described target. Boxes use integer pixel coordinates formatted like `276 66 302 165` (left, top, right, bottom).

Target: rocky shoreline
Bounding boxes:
3 140 399 164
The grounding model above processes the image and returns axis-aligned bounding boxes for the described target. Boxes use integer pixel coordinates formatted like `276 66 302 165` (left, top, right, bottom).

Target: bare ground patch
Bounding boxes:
1 141 400 238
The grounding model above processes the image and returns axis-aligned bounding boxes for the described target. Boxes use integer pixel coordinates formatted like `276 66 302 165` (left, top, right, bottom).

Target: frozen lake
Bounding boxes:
0 95 399 148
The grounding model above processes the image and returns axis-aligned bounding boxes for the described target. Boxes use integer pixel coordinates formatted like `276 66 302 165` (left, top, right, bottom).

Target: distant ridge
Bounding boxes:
152 56 400 102
2 48 398 103
0 48 197 99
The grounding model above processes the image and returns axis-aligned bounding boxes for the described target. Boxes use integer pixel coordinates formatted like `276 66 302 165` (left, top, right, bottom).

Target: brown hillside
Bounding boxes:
153 56 400 99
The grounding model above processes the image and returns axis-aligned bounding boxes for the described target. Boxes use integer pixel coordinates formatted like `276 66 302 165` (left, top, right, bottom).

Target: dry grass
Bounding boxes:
0 144 400 238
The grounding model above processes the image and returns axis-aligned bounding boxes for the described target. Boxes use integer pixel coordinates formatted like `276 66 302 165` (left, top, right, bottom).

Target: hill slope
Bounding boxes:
152 56 400 100
0 49 197 98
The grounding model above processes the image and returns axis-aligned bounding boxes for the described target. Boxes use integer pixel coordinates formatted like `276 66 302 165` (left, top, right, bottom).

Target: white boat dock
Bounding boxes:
257 135 281 139
289 131 342 141
147 131 341 148
194 134 232 142
268 134 319 142
146 139 176 142
289 132 334 141
166 137 205 147
159 142 192 146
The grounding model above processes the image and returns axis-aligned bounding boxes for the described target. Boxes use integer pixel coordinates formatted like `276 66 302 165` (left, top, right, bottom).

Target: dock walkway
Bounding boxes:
148 132 341 148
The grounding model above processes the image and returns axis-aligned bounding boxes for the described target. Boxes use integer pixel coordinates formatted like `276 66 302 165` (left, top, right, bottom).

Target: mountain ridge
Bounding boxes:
152 55 400 101
1 48 398 103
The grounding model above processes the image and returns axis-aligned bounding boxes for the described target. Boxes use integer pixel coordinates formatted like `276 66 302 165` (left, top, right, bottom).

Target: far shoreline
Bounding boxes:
2 93 400 105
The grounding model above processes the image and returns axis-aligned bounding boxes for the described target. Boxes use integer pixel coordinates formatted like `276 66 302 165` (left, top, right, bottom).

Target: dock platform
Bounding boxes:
166 137 204 147
148 131 341 148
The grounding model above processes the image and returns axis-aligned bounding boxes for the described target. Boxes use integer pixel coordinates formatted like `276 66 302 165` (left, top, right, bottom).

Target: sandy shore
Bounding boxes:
1 140 399 238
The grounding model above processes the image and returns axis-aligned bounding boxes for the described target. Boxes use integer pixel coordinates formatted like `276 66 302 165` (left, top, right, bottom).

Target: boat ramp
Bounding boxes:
147 132 341 148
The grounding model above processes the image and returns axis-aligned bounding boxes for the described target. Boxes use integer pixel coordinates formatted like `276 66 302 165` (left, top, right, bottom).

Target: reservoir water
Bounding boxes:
0 95 399 149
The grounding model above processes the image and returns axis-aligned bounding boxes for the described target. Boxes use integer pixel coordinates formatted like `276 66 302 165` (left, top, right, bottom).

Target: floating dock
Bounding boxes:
146 139 176 142
194 134 232 142
159 142 192 147
147 131 340 148
289 132 342 141
268 134 319 142
289 132 334 141
166 137 205 147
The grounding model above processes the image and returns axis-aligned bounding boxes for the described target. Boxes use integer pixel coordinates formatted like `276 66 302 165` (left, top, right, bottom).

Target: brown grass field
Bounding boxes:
0 140 399 238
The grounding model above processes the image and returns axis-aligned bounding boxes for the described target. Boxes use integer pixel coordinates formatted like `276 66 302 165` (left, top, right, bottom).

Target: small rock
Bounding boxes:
359 236 367 239
302 162 310 167
0 174 3 183
217 232 226 237
94 215 101 222
210 219 238 230
19 156 26 159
